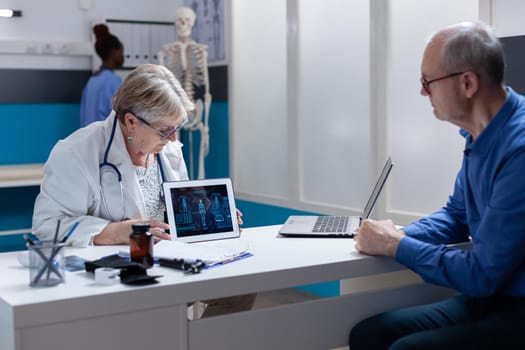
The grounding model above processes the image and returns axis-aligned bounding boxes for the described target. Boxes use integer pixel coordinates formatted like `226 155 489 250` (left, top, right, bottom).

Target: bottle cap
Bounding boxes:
131 223 150 233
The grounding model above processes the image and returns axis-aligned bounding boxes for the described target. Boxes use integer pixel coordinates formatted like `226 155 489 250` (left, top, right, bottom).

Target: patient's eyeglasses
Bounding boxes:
420 72 464 94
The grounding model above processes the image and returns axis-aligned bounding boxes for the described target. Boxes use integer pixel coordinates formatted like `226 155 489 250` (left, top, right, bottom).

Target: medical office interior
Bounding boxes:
1 0 525 308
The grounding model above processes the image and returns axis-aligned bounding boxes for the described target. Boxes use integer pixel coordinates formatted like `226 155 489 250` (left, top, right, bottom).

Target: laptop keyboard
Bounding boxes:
313 216 352 233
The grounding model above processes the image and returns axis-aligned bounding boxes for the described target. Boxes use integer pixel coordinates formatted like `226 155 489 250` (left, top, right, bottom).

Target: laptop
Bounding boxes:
163 178 241 243
278 157 393 238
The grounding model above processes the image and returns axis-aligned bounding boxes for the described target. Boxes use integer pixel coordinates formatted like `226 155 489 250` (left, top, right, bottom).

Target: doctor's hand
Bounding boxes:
94 219 170 245
354 219 405 258
236 209 244 233
148 220 171 243
236 209 243 226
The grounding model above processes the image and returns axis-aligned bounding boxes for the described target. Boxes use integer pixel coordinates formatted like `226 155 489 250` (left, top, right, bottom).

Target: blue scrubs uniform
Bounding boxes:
80 69 121 127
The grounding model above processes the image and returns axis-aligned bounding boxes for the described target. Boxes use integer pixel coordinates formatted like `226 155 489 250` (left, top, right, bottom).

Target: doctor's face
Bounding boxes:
131 113 181 154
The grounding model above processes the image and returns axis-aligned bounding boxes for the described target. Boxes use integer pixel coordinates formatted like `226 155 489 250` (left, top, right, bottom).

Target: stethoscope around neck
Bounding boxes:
99 115 166 221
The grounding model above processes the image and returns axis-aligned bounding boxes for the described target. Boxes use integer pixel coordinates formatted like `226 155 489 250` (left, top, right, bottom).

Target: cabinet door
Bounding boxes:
150 23 176 65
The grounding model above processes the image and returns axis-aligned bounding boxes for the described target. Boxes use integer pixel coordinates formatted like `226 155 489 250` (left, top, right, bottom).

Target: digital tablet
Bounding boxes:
163 178 240 243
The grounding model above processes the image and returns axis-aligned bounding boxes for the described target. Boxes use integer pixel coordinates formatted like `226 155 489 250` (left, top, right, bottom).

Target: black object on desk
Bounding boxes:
85 254 162 285
158 258 205 274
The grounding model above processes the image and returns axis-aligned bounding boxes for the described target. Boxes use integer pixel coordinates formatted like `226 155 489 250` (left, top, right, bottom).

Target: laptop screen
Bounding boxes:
361 157 393 218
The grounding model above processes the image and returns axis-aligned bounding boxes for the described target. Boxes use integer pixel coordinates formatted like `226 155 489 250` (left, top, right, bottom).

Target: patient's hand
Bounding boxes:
354 219 405 257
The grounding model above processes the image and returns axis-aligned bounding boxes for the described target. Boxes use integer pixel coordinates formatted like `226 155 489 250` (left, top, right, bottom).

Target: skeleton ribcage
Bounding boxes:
161 43 207 103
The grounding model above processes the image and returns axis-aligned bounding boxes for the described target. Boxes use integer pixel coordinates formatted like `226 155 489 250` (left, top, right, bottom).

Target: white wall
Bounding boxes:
492 0 525 37
230 0 289 202
230 0 480 222
385 0 523 223
298 1 371 210
0 0 184 69
230 0 525 226
231 0 372 216
387 0 479 223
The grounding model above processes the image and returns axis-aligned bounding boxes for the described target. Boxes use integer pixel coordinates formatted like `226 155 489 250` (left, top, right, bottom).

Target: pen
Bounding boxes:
47 220 61 280
23 234 36 246
205 253 251 268
206 256 236 267
52 219 61 244
61 221 80 243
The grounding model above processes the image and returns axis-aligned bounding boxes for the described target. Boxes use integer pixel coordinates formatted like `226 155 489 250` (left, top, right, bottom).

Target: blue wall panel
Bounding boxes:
1 103 81 251
0 187 40 231
1 103 80 165
180 101 230 179
0 234 27 253
236 200 319 228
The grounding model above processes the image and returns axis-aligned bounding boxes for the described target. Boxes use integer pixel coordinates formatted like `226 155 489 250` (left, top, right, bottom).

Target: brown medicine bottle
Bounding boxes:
129 223 154 268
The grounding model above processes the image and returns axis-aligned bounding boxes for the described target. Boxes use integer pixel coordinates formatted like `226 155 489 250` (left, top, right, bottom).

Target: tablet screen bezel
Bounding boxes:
163 178 240 243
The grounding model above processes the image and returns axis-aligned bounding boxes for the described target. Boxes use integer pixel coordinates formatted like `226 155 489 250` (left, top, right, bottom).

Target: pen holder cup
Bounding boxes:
28 241 65 287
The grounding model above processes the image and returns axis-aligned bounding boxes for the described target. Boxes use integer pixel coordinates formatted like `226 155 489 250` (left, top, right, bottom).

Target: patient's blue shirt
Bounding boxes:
398 87 525 297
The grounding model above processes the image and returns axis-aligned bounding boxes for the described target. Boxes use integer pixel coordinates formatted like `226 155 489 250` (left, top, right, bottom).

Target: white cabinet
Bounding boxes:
107 20 176 69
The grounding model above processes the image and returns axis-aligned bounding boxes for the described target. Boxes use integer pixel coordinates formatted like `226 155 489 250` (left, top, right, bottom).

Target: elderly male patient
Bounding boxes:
350 21 525 349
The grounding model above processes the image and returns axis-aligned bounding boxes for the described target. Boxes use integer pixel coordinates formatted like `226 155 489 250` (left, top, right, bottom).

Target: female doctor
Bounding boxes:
33 63 195 246
33 63 254 316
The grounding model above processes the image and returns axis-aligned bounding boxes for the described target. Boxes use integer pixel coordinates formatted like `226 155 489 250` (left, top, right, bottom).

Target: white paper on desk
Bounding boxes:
153 239 249 263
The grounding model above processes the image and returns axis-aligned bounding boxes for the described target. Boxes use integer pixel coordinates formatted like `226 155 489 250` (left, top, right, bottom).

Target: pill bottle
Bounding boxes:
129 223 154 268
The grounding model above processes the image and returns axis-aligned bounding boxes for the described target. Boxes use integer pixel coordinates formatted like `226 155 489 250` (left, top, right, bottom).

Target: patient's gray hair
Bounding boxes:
433 21 505 89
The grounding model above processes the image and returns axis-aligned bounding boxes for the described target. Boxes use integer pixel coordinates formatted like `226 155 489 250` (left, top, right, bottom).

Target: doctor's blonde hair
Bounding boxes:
113 63 194 125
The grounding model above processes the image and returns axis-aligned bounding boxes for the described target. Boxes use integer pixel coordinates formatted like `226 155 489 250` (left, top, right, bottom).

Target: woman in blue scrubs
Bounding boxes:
80 24 124 127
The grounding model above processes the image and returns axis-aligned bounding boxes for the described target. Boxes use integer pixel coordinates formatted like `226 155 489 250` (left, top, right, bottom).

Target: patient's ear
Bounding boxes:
461 71 479 99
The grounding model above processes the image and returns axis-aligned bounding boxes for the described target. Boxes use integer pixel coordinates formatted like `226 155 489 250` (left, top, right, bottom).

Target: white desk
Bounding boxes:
0 225 455 350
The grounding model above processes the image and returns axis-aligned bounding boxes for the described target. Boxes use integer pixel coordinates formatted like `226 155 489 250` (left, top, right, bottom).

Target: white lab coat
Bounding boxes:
32 113 189 247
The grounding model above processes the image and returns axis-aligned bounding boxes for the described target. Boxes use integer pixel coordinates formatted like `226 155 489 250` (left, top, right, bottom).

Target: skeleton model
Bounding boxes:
158 6 211 179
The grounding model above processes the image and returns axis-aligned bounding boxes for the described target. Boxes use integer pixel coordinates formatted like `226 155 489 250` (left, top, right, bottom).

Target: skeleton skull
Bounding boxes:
175 7 196 38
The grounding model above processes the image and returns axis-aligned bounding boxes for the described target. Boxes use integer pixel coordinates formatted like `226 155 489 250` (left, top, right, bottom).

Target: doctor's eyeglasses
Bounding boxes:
133 114 183 140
